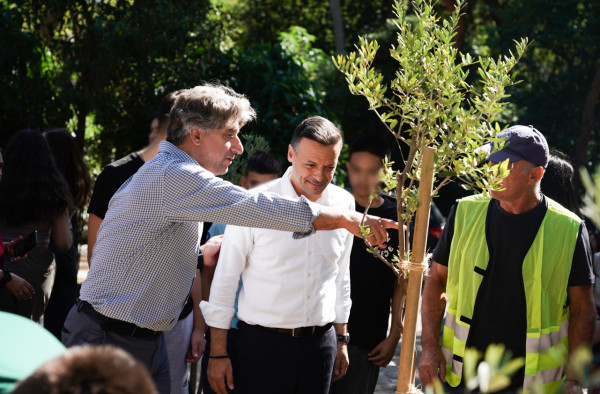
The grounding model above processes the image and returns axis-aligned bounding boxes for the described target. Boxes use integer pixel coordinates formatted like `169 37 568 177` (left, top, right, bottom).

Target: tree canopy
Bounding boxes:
1 0 598 187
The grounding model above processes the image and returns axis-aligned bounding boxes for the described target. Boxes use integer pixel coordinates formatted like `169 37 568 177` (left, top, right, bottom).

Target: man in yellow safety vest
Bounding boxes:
418 125 596 393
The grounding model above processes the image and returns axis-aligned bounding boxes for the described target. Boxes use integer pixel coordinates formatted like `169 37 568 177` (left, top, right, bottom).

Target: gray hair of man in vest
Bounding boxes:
519 160 544 193
167 83 256 146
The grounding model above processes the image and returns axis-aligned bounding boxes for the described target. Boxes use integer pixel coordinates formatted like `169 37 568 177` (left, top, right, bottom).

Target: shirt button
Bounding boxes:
308 251 312 256
307 295 311 299
306 317 310 322
307 273 311 277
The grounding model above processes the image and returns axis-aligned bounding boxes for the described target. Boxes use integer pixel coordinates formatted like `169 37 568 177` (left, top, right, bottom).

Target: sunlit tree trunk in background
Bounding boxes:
329 0 346 53
441 0 468 53
574 64 600 189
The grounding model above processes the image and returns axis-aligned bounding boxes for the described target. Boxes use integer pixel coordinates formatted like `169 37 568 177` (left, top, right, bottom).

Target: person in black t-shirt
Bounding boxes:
330 135 402 394
86 91 206 394
419 126 595 394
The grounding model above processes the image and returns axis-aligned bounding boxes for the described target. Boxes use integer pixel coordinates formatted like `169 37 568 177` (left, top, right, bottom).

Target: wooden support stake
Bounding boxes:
396 147 435 394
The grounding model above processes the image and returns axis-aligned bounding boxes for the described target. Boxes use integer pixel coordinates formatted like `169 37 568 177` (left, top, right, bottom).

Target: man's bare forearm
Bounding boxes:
390 278 405 340
87 213 102 267
201 265 216 301
334 323 348 335
421 264 448 350
313 207 354 232
191 269 206 331
334 323 348 353
210 327 229 355
566 285 596 380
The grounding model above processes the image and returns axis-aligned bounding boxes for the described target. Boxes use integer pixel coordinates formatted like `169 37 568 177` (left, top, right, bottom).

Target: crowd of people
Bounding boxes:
0 82 599 394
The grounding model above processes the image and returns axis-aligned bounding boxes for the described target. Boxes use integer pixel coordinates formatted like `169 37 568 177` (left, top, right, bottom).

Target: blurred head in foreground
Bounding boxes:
12 345 157 394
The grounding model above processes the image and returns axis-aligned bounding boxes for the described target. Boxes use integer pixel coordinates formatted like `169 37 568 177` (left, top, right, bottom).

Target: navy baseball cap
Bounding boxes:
486 125 549 168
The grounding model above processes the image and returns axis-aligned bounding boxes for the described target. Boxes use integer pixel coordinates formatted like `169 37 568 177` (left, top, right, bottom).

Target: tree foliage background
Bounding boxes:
1 0 599 211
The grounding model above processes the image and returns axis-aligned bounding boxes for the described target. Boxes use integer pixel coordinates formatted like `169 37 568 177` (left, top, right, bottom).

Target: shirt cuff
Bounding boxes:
334 300 352 324
292 196 322 239
200 300 235 330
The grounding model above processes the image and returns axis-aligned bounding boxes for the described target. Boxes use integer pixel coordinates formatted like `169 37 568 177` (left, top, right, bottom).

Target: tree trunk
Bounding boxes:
396 147 435 393
574 64 600 189
75 108 87 155
329 0 346 54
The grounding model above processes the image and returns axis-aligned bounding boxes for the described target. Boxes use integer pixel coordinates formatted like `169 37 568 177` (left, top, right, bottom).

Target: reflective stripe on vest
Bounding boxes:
441 194 580 392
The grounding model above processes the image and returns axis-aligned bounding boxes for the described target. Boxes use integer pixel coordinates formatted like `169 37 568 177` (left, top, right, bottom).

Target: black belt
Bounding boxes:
242 321 333 338
77 300 161 339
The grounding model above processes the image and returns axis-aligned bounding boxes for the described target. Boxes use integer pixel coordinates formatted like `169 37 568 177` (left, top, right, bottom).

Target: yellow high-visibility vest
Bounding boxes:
441 194 580 393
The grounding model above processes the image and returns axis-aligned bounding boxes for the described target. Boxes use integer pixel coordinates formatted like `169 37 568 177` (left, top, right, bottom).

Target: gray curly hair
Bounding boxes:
167 83 256 145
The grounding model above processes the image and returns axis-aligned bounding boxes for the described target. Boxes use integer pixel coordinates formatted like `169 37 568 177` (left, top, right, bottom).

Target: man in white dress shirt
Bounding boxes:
201 116 354 394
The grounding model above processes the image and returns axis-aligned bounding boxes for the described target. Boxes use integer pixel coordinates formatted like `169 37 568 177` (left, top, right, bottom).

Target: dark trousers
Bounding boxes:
234 321 337 394
44 241 79 338
330 344 380 394
200 328 239 394
61 304 170 394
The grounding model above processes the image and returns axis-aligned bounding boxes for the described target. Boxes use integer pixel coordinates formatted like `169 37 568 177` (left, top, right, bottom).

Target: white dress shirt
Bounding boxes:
201 167 354 330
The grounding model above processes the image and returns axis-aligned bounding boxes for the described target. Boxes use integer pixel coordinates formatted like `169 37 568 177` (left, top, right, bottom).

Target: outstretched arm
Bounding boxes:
163 167 396 245
314 206 398 246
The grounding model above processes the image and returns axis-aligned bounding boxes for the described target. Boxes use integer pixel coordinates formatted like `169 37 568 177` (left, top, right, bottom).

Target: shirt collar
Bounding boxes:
281 167 331 204
158 141 198 165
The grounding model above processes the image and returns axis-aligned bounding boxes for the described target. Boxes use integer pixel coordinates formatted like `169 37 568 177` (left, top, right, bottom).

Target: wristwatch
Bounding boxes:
337 333 350 344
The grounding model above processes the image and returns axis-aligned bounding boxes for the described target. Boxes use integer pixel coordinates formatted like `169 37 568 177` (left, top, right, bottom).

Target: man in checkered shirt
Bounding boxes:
61 83 397 393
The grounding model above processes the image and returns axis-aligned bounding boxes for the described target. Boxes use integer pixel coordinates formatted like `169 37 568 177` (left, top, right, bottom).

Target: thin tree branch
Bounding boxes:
432 176 452 196
360 196 402 277
373 108 409 145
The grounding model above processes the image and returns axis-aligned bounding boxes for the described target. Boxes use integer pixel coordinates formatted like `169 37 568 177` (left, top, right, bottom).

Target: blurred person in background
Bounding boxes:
149 116 160 145
43 128 93 338
0 130 72 322
330 135 401 394
0 147 35 304
538 151 599 254
540 151 582 217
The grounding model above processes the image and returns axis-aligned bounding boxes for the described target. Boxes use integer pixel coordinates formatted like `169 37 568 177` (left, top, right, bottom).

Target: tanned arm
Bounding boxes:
418 261 449 386
564 284 596 391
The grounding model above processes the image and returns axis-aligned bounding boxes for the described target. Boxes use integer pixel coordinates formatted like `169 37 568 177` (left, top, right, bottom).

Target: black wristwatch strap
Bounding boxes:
337 333 350 344
0 269 12 287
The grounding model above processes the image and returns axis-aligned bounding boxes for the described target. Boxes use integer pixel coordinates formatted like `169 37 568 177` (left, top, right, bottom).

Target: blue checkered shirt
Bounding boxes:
80 141 320 331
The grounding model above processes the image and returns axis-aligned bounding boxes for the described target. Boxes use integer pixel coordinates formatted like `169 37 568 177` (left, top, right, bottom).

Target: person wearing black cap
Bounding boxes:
418 125 595 393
